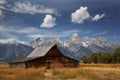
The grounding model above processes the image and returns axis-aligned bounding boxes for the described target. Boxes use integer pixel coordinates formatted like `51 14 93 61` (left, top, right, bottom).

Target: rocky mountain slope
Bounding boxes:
0 41 33 62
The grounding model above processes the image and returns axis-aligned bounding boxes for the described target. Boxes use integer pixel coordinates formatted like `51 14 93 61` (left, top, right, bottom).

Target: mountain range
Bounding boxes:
30 33 118 60
0 33 118 62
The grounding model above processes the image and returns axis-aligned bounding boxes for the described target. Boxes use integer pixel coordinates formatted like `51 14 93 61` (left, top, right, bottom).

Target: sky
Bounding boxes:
0 0 120 44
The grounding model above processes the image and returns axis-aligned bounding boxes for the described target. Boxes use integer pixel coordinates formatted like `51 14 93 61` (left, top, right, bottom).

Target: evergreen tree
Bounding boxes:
81 55 89 63
112 47 120 63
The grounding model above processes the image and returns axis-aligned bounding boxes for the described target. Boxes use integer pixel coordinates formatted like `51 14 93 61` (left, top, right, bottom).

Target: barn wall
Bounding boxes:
9 62 25 68
62 57 79 67
25 56 79 68
25 57 46 68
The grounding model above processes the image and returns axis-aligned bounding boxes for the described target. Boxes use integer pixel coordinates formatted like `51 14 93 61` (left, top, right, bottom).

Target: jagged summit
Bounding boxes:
30 37 62 48
72 33 78 38
71 33 79 41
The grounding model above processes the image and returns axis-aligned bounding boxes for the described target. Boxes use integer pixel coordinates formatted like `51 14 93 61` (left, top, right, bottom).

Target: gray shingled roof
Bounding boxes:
26 44 54 58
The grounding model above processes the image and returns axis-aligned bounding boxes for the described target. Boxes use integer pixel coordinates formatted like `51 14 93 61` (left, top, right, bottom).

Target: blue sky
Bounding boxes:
0 0 120 44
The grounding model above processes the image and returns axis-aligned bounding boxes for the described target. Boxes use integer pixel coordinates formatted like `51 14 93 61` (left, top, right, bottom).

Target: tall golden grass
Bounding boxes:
0 64 45 80
0 64 120 80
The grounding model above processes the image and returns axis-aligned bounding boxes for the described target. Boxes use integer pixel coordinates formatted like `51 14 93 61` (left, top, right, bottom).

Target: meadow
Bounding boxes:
0 64 120 80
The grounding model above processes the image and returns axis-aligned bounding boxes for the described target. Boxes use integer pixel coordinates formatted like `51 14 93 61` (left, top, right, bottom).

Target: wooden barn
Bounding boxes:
9 44 79 68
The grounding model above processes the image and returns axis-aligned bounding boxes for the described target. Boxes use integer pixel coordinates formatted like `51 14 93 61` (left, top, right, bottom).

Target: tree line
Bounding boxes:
81 47 120 63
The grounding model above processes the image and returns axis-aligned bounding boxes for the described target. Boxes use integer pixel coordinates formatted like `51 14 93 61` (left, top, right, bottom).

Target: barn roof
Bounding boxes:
26 44 54 58
9 57 35 63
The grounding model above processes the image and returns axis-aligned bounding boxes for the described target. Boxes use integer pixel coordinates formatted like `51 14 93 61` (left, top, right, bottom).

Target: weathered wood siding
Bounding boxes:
9 62 25 68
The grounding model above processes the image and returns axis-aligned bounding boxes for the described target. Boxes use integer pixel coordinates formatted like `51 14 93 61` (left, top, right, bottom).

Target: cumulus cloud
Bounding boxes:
92 14 105 21
11 1 58 15
40 15 56 28
71 6 106 23
71 6 90 24
0 0 6 4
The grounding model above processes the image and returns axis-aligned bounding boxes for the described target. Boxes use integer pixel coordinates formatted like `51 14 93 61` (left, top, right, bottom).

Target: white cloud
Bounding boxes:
27 34 43 38
71 6 90 24
0 25 40 34
16 27 40 34
0 0 6 4
11 1 58 15
40 15 56 28
71 6 106 23
92 14 105 21
27 29 79 38
0 39 25 44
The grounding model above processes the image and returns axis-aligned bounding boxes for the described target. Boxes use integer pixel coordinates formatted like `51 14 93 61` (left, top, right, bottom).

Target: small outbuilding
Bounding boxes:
9 44 79 68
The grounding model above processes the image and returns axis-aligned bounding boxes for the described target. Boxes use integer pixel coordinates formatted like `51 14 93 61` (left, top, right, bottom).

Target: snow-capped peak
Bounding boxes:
71 33 78 40
89 37 118 49
82 42 88 47
81 36 95 47
70 33 80 41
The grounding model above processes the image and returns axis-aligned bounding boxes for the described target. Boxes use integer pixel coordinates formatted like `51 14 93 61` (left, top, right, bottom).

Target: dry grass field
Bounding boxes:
0 64 120 80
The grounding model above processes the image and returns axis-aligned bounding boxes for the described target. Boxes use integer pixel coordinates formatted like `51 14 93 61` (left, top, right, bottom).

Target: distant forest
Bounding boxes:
81 47 120 63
